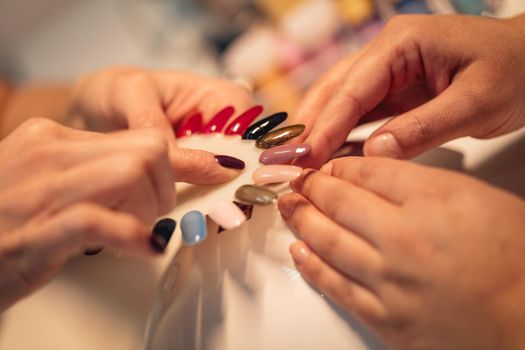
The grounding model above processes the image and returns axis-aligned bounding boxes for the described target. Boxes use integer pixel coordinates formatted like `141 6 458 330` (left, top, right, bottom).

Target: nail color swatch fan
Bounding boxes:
145 134 384 350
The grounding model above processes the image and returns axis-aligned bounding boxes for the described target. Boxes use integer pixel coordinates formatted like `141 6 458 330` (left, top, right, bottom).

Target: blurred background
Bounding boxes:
1 0 522 114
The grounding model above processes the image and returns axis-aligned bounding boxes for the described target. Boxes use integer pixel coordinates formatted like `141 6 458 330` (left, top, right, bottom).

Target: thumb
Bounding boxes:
171 148 245 184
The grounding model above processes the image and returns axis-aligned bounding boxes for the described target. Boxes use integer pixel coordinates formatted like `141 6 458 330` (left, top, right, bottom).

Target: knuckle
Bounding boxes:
19 118 58 137
405 113 433 148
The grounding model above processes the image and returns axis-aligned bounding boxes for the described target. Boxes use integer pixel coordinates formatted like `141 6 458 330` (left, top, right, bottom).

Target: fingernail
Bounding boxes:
235 184 278 205
255 124 305 149
84 247 104 256
252 165 302 185
365 133 403 158
215 155 245 170
150 218 177 253
218 201 253 233
242 111 287 140
208 200 246 230
176 113 203 138
319 162 333 175
224 105 264 135
201 106 235 133
330 141 364 159
259 143 310 164
181 211 207 245
290 242 310 265
290 168 317 192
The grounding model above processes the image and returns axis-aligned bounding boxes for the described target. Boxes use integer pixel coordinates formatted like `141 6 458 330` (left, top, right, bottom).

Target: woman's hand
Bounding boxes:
71 67 253 183
292 14 525 168
278 157 525 350
0 118 176 311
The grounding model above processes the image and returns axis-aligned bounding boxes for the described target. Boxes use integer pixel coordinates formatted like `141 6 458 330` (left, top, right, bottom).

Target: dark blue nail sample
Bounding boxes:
150 218 177 253
242 112 287 140
181 211 207 245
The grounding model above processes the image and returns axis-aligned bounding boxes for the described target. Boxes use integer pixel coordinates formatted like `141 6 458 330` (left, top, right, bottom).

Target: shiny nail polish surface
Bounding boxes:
150 218 177 253
84 247 103 256
201 106 235 133
215 155 245 170
218 201 253 233
242 112 287 140
259 143 310 164
252 165 302 185
255 124 305 149
181 211 207 245
208 200 246 230
176 113 203 138
224 105 264 135
235 185 278 205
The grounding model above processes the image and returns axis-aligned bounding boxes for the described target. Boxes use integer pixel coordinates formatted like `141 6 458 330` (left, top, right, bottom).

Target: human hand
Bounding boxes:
0 118 176 311
292 14 525 168
71 67 253 183
278 157 525 350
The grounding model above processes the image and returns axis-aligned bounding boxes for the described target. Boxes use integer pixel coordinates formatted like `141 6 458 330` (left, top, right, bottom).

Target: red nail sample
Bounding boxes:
223 105 264 136
201 106 235 133
175 113 203 138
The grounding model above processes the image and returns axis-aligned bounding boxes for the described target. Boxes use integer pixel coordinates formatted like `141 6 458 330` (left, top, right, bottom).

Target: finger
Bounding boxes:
279 192 383 289
290 241 386 325
287 169 398 244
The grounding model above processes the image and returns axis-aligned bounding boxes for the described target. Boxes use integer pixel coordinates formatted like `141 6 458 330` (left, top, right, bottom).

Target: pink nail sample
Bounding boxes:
252 165 302 185
208 200 246 230
224 105 264 135
176 113 203 138
259 143 311 165
201 106 235 133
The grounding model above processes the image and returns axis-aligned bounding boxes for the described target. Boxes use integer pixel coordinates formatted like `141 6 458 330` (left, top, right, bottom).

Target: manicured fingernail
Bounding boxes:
201 106 235 133
259 143 310 164
255 124 305 149
84 247 103 256
252 165 302 185
235 184 278 205
150 218 177 253
176 113 203 138
208 200 246 230
365 133 402 158
224 105 264 135
181 211 207 245
242 111 287 140
215 155 245 170
290 242 310 265
218 201 253 233
319 162 333 175
330 141 364 159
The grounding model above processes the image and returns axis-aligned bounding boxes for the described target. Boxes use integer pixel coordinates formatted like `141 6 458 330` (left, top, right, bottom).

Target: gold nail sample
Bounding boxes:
255 124 305 149
235 185 278 205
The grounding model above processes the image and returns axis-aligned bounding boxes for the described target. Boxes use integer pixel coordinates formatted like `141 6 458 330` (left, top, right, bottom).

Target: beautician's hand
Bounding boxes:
71 67 253 183
292 14 525 168
0 118 175 311
279 157 525 350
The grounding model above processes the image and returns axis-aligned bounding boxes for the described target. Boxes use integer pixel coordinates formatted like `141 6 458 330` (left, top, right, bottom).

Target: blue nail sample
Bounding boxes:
181 211 207 245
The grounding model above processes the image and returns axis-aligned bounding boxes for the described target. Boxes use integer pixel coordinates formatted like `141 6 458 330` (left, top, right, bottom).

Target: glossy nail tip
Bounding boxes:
259 143 311 164
255 124 305 149
181 211 207 245
224 105 264 135
176 113 203 138
252 165 303 185
215 155 246 170
242 112 288 140
208 200 246 230
150 218 177 253
235 184 278 205
201 106 235 133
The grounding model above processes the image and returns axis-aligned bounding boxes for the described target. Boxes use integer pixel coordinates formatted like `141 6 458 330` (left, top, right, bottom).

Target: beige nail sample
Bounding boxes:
252 165 302 185
208 200 247 230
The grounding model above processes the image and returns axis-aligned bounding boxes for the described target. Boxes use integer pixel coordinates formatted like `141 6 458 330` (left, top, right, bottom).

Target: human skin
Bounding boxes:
0 119 179 311
279 158 525 350
290 14 525 168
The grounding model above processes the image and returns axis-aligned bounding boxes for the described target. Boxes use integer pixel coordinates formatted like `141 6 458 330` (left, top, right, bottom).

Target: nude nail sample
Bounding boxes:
218 201 253 233
150 218 177 253
242 112 287 140
235 184 278 205
201 106 235 133
176 113 203 138
252 165 302 185
224 105 264 135
259 143 311 164
255 124 305 149
208 200 246 230
181 211 207 245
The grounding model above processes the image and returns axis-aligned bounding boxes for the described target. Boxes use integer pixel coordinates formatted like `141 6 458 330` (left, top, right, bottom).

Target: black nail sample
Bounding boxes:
215 155 245 170
84 247 104 256
242 112 287 140
150 218 177 253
